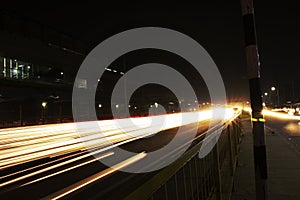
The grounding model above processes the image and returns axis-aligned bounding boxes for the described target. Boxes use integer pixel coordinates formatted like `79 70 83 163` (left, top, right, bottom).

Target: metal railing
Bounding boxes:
122 115 242 200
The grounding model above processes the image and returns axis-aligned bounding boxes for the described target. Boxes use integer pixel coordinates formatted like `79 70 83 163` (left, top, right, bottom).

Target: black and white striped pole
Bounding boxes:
241 0 268 199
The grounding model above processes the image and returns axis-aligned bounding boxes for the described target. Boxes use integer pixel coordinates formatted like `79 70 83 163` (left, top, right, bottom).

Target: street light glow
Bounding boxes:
42 102 47 108
271 87 276 91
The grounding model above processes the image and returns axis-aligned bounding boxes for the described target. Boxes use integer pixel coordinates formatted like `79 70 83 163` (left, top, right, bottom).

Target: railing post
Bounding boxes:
227 125 234 176
232 121 238 161
238 118 242 142
188 162 194 200
202 158 207 199
182 165 188 200
164 183 168 200
194 158 200 199
213 140 222 200
174 172 179 200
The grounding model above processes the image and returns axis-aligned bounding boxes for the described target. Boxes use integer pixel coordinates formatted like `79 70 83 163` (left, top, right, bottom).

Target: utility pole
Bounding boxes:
19 103 23 126
59 102 63 123
291 81 295 104
123 56 128 117
276 89 280 106
241 0 268 199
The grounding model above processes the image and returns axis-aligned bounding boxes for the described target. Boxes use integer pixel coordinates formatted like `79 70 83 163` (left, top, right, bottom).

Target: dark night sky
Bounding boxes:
2 0 300 102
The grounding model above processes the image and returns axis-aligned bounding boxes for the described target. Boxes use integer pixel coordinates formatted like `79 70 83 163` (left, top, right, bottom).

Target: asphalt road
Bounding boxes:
265 115 300 149
0 114 212 199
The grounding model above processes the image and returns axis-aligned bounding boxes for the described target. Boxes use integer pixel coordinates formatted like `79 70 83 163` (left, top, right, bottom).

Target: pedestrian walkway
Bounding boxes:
231 119 300 200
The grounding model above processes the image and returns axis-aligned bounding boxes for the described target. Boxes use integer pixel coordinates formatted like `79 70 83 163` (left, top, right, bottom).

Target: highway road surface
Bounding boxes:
263 110 300 150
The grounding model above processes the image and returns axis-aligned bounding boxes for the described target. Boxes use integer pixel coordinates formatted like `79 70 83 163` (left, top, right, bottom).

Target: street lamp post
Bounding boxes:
41 102 47 124
19 103 23 126
115 104 119 118
271 86 280 107
263 93 268 106
59 103 63 123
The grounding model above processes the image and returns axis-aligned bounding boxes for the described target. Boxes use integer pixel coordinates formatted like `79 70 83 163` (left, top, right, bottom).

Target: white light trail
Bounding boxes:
0 151 113 188
0 108 236 170
20 152 114 187
42 152 147 200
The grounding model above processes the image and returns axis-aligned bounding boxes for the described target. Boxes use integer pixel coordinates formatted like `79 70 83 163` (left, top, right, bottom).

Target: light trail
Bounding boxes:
42 152 147 200
0 108 236 170
262 110 300 120
20 152 114 187
0 142 85 169
0 107 239 199
0 151 113 188
0 150 86 179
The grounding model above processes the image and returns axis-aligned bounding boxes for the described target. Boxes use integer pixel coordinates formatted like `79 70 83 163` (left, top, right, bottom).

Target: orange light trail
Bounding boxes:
262 110 300 120
0 108 237 170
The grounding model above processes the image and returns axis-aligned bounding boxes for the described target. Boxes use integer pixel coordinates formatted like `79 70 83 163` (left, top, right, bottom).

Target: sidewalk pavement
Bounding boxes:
231 119 300 200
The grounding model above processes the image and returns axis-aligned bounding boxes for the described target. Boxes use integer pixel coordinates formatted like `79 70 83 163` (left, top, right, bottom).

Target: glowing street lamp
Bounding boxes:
270 86 280 106
41 102 47 124
114 104 120 118
42 102 47 108
271 86 276 91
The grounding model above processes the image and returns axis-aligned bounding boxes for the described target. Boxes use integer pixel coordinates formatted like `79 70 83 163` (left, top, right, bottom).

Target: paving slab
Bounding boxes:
231 119 300 200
